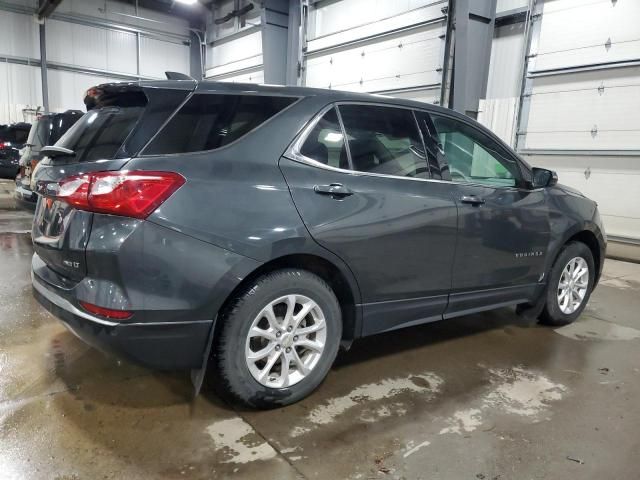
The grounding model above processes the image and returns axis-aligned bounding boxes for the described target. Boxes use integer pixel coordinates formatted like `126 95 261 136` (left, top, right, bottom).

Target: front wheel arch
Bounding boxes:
517 230 601 320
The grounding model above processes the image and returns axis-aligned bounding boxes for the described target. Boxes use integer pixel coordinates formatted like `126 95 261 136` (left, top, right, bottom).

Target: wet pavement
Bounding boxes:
0 179 639 479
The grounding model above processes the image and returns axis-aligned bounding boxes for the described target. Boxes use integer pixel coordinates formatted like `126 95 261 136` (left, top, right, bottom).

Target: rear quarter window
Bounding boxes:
142 94 298 155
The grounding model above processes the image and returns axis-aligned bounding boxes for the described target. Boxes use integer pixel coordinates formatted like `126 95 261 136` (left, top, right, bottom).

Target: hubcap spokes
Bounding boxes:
557 257 589 314
245 294 327 388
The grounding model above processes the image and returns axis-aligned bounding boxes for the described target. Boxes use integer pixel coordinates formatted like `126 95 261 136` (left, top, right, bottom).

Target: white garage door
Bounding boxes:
520 0 640 241
303 0 448 104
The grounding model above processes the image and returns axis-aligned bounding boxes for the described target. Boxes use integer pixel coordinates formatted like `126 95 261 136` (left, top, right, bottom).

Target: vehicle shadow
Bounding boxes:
333 306 535 369
48 305 537 413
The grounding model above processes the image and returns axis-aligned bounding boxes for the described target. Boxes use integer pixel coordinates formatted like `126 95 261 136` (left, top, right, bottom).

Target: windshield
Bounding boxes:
54 106 144 162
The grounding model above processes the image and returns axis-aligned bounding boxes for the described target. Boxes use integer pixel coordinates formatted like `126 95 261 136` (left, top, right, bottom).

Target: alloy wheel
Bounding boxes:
245 294 327 388
557 256 589 314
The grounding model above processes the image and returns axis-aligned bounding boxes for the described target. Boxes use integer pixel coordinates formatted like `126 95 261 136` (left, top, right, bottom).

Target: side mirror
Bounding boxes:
531 167 558 188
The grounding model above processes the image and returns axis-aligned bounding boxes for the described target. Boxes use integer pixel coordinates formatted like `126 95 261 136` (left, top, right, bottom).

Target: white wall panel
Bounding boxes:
0 63 42 124
47 20 108 70
535 0 640 71
139 37 190 79
0 11 40 58
478 97 519 146
56 0 190 37
305 24 444 93
48 70 120 113
486 23 525 99
105 30 138 75
48 18 185 78
524 66 640 149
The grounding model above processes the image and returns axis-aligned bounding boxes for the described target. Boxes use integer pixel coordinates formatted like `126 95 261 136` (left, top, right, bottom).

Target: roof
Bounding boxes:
113 79 458 117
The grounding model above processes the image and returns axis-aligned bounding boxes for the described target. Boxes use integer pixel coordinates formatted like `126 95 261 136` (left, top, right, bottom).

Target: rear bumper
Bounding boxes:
32 260 213 370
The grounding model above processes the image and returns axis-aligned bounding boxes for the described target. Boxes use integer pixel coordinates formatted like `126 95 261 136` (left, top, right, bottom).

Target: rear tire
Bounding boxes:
539 241 595 326
213 269 342 408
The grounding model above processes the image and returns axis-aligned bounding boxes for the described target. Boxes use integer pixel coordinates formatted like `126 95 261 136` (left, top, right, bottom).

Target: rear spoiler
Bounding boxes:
84 73 195 111
84 84 147 112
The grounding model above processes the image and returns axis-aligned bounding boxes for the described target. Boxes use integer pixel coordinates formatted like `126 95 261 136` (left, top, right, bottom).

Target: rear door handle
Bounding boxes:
460 195 485 206
314 183 353 198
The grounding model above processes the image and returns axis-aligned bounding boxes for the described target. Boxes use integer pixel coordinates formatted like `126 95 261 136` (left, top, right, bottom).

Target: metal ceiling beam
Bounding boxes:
39 22 50 113
0 53 158 81
37 0 64 20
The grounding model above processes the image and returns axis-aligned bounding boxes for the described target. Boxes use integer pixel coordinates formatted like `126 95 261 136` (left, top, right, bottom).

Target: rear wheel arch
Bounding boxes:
216 253 360 343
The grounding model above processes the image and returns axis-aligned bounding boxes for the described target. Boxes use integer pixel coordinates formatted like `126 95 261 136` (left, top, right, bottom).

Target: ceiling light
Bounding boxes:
175 0 198 5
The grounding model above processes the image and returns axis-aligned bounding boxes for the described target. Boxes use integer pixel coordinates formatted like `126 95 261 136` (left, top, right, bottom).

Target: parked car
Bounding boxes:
14 110 83 208
30 81 606 408
0 122 31 178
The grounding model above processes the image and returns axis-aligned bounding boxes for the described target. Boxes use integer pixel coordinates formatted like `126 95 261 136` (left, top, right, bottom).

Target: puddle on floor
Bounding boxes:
555 317 640 341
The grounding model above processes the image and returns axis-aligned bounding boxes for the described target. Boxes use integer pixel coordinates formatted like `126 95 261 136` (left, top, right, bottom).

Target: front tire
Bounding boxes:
213 269 342 408
539 241 595 326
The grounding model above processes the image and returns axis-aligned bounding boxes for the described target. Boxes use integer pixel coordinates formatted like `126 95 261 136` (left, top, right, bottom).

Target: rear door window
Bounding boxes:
338 104 429 179
143 94 298 155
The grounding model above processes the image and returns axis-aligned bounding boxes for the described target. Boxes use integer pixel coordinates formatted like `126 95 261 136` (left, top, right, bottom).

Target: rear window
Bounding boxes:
54 106 144 162
2 125 30 144
50 112 83 145
12 127 29 144
28 118 52 149
143 93 298 155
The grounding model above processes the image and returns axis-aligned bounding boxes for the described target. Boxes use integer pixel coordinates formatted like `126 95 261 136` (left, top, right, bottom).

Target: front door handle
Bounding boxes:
460 195 485 206
314 183 354 198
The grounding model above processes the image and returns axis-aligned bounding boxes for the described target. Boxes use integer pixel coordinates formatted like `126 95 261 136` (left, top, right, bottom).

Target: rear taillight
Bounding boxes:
0 142 11 150
80 301 132 320
55 170 185 219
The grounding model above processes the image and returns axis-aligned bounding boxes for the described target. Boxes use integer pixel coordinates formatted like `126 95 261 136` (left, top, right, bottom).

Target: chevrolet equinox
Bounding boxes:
31 80 606 408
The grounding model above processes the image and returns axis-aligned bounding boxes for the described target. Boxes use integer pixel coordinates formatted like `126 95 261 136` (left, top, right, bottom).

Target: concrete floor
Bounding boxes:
1 178 639 480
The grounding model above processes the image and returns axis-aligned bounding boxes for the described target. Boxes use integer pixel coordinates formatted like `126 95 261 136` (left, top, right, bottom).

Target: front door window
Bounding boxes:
430 114 521 188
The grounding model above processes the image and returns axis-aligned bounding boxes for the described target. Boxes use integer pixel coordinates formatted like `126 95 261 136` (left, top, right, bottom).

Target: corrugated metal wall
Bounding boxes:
0 8 42 123
0 0 191 123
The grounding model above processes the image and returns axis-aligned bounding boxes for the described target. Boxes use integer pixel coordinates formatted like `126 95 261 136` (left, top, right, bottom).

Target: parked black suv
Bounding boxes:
14 110 83 208
31 81 606 407
0 122 31 178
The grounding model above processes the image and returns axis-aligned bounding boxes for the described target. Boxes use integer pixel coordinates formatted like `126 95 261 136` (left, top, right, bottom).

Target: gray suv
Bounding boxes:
31 80 606 408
